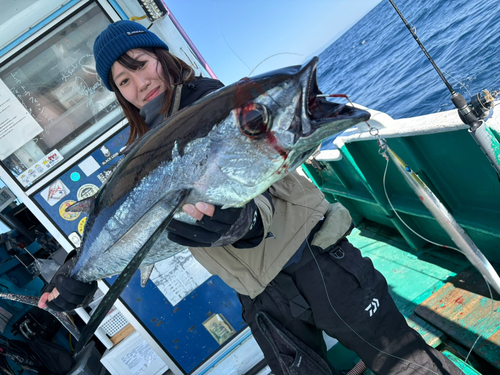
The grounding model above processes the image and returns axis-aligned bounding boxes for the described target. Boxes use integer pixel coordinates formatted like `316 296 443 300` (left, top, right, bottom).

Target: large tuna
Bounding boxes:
0 57 370 340
71 57 369 282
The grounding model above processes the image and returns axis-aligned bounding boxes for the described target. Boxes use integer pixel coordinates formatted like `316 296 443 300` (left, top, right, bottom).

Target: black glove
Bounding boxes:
43 254 97 312
46 274 97 312
167 200 264 248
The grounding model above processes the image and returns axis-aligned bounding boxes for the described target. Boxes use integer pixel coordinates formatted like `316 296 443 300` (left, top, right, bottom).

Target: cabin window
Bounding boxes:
0 3 123 188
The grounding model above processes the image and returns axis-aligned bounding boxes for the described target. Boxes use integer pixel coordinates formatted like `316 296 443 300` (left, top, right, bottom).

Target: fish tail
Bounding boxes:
51 309 81 341
0 292 81 340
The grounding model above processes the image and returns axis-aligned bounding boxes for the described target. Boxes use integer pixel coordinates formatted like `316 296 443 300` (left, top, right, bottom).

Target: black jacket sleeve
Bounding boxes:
179 77 225 110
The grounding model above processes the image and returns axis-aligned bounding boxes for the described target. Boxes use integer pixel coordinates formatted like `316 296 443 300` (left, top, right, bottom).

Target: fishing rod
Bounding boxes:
383 0 500 292
387 0 500 178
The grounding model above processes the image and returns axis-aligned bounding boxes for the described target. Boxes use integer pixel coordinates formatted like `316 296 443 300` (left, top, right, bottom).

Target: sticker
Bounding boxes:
42 150 63 170
40 179 70 206
17 174 30 187
78 217 87 235
18 150 64 187
202 313 236 345
100 145 111 158
78 156 100 177
97 169 114 184
70 172 81 182
77 184 99 200
101 152 120 166
59 200 81 221
68 232 81 247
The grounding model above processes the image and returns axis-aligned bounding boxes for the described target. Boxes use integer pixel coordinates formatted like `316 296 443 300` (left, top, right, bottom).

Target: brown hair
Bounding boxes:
109 47 195 145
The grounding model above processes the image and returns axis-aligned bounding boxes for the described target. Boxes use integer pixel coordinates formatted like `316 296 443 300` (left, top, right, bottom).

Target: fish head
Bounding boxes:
210 56 370 189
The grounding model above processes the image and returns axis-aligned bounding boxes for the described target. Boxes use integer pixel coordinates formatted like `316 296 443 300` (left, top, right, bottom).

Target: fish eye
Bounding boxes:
239 103 270 138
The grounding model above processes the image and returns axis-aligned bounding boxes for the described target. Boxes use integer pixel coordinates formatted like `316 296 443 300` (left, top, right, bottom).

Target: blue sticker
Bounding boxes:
70 172 81 182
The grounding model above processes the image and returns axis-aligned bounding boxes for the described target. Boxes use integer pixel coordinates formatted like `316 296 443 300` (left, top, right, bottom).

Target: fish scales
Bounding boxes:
67 57 370 283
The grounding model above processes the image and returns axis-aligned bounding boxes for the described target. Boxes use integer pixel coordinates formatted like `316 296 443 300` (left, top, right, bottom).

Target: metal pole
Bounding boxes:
469 122 500 175
162 3 218 80
386 147 500 296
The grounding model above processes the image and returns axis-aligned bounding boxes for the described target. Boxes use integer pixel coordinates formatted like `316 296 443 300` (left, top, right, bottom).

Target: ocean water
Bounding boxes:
317 0 500 119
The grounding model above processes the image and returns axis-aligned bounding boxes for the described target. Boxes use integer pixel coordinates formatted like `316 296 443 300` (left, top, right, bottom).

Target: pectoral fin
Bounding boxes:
66 197 95 214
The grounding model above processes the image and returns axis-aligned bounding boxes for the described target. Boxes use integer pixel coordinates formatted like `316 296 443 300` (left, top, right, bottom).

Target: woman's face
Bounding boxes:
111 49 167 109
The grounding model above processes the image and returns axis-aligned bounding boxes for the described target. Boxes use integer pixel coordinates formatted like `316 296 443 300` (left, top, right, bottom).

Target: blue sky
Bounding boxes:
167 0 382 84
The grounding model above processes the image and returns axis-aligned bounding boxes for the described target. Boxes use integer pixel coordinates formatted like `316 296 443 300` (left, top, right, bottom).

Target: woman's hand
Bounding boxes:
38 289 60 309
167 201 263 248
38 274 97 312
182 202 215 220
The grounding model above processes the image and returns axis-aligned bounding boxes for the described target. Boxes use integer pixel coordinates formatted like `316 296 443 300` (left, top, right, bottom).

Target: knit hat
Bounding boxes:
93 20 169 91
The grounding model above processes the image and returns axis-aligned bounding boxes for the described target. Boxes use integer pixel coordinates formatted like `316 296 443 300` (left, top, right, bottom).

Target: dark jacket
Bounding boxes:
140 77 224 130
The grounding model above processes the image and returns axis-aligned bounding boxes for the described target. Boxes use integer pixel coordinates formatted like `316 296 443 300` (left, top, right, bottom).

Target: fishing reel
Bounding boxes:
451 89 497 130
468 89 497 120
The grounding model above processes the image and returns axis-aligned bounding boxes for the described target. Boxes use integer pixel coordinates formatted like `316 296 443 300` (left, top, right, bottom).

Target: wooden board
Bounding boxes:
110 324 135 346
414 266 500 369
406 313 444 348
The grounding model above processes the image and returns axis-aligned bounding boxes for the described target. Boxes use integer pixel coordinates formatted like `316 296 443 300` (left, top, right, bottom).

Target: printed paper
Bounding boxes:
150 249 211 306
0 79 43 160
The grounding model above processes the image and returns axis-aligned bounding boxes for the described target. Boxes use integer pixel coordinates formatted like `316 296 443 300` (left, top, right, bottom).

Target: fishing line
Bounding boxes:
380 156 463 254
380 154 496 372
306 91 493 372
249 53 303 77
214 1 303 77
441 70 473 98
214 1 251 71
290 173 446 375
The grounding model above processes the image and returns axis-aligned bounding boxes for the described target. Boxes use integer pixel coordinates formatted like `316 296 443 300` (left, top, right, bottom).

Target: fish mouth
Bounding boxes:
305 61 343 125
301 57 367 134
284 57 370 170
288 147 317 171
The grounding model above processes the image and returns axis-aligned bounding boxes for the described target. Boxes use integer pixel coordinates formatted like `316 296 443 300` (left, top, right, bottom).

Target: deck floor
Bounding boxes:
325 221 493 372
415 266 500 369
348 222 470 317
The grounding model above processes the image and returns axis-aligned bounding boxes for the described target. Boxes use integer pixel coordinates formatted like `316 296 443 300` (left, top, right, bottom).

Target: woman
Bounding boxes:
40 21 462 375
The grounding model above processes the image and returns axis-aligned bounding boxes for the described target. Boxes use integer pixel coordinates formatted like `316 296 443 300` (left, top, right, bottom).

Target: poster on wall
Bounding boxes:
150 250 212 306
0 79 43 160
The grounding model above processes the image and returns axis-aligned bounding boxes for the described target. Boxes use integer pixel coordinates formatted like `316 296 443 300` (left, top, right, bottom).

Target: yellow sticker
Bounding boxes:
59 200 81 221
78 217 87 235
202 313 236 345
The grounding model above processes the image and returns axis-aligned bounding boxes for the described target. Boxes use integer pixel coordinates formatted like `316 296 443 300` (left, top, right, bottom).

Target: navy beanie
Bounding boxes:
93 20 169 91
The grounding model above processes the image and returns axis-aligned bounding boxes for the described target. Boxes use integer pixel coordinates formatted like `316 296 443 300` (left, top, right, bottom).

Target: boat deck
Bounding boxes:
326 221 500 374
